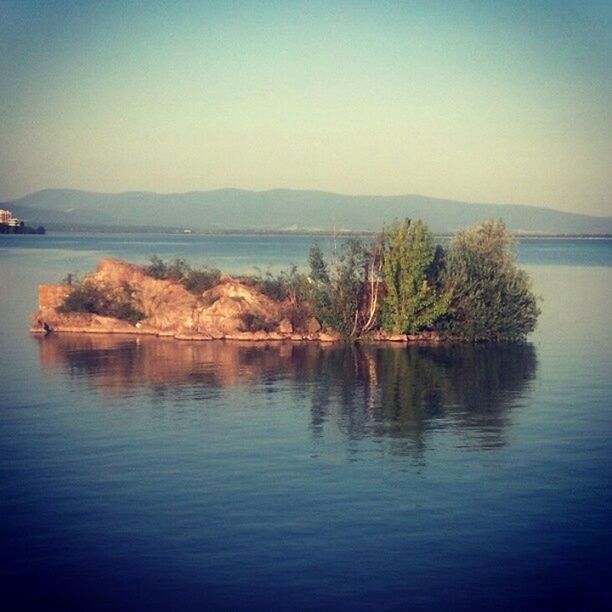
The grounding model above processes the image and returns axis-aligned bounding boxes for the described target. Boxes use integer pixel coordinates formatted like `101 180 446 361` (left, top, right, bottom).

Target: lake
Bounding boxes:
0 234 611 610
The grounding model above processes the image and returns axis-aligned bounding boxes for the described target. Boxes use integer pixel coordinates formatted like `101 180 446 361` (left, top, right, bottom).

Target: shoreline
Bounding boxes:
30 321 442 345
13 227 612 239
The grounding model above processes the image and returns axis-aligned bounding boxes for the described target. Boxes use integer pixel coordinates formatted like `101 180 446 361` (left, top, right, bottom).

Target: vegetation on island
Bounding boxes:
57 280 144 324
143 255 221 293
300 218 539 341
56 218 540 342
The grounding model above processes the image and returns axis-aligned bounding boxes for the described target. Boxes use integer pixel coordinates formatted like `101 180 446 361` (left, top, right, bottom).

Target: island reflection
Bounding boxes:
36 335 537 453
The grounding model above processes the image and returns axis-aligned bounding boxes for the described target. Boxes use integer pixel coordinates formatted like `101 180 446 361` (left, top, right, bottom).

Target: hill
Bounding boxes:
7 188 612 234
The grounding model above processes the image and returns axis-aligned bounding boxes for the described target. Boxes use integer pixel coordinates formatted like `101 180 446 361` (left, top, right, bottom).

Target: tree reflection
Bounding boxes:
36 335 536 453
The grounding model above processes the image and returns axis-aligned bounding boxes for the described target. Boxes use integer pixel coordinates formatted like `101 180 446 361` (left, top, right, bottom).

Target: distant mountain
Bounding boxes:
6 188 612 234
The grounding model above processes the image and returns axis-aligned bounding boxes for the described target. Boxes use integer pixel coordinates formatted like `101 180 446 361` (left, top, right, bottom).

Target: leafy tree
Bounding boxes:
308 245 334 328
441 219 540 341
308 239 381 338
308 244 330 284
381 219 449 334
331 238 369 337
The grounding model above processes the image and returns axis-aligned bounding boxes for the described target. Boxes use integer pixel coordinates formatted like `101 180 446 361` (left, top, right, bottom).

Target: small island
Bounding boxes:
31 219 540 343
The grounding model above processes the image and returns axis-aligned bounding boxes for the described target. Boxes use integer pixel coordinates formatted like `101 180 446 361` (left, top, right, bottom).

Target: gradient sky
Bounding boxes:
1 0 610 215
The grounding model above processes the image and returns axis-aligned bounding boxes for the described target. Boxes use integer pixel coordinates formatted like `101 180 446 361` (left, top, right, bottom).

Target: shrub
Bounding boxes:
239 312 277 333
381 219 450 334
165 258 191 281
58 281 144 324
253 270 289 301
251 266 310 304
143 256 221 294
143 256 190 281
143 255 168 280
280 302 311 332
308 239 372 338
441 219 540 341
182 266 221 293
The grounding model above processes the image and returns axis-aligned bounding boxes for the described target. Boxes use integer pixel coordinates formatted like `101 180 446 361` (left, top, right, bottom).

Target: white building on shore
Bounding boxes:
0 208 22 226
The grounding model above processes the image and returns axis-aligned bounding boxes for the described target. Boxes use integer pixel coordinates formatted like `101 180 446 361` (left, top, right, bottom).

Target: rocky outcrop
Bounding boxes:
31 258 441 344
31 258 341 342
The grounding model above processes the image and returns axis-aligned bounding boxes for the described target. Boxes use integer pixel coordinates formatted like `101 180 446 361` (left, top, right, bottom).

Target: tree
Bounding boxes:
333 238 369 337
441 219 540 341
308 244 334 331
381 219 449 334
308 244 329 284
308 239 380 338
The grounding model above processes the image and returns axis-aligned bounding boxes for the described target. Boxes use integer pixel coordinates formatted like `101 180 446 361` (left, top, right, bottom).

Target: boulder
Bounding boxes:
305 317 321 334
319 330 342 343
278 318 293 334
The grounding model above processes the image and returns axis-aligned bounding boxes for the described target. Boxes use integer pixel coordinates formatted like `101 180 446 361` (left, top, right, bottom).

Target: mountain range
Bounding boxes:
5 188 611 234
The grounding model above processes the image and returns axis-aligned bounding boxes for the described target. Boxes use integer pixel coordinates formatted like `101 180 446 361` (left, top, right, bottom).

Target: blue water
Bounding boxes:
0 234 611 610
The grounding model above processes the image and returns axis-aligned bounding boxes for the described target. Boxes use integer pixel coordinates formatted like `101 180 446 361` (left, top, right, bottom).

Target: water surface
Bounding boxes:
0 234 610 610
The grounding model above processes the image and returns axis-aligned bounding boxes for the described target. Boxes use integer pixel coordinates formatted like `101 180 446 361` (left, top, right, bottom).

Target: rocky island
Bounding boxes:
31 258 348 342
31 219 540 343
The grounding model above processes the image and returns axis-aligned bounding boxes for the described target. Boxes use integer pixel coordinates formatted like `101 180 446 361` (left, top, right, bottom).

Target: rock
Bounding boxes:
266 331 285 341
406 331 441 342
319 330 342 343
306 317 321 333
278 318 293 334
39 284 71 309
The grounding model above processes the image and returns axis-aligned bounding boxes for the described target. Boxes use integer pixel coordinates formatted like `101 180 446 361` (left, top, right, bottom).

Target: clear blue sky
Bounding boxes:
1 0 610 215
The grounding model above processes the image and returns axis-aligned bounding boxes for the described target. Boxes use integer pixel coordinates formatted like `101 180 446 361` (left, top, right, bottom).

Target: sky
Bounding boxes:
0 0 610 216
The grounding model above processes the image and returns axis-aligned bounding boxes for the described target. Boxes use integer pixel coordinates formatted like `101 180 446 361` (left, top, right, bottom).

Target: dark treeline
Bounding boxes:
0 222 46 234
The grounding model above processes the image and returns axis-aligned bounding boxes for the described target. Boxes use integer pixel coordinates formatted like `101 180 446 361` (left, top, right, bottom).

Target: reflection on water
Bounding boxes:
37 335 537 455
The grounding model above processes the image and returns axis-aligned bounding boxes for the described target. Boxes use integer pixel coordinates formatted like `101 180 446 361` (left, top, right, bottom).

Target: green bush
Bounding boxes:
381 219 450 334
143 256 221 294
308 239 372 338
253 270 289 301
165 258 191 281
143 255 168 280
183 266 221 293
441 219 540 341
252 266 310 303
143 256 190 281
58 281 144 324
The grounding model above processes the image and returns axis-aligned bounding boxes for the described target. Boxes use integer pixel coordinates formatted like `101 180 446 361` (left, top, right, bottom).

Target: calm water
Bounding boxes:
1 234 611 610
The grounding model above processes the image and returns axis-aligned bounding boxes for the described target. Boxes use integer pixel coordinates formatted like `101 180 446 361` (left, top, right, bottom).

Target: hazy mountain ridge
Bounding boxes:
6 188 612 234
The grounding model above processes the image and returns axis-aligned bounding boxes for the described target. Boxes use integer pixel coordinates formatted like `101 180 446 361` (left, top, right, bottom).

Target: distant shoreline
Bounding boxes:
11 225 612 239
